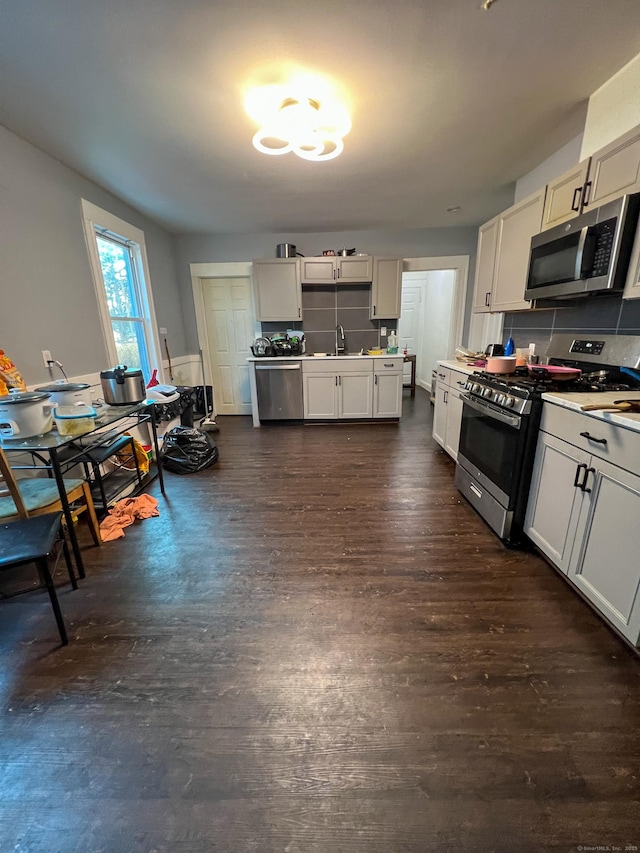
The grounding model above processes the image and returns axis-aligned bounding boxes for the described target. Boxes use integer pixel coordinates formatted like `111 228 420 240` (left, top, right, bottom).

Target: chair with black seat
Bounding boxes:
0 446 102 545
0 513 75 645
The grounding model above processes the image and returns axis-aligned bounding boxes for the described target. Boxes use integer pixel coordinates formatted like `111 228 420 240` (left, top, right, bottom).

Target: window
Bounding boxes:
81 200 161 382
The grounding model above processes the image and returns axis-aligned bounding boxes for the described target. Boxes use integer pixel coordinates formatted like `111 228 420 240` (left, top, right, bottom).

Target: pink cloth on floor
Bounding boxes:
99 494 159 541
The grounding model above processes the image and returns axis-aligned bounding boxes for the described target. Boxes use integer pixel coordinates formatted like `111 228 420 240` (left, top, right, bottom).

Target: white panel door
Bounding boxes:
203 277 254 415
398 283 420 385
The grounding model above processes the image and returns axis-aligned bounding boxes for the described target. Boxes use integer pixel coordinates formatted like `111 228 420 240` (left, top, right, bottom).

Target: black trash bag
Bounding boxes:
160 426 219 474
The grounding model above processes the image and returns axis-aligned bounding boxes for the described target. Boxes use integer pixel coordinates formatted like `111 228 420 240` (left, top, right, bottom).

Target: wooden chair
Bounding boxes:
0 447 102 546
0 513 74 645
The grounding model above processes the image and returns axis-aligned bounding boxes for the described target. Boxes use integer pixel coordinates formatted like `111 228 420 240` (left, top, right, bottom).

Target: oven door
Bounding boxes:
457 393 526 508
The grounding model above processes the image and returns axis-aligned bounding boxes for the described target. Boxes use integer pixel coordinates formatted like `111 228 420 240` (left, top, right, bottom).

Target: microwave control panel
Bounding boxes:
570 339 605 356
589 218 615 278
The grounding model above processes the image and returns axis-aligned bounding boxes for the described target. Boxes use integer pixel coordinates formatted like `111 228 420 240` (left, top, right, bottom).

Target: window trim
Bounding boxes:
81 199 163 381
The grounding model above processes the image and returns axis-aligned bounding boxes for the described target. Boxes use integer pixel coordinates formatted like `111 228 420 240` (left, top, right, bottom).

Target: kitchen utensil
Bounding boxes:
100 365 146 406
276 243 304 258
527 365 581 382
580 399 640 413
34 380 92 407
485 344 505 357
486 355 516 374
251 337 274 357
0 390 54 438
337 248 356 256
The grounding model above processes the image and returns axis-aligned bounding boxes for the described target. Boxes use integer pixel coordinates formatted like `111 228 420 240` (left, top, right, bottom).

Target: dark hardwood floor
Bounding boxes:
1 389 639 853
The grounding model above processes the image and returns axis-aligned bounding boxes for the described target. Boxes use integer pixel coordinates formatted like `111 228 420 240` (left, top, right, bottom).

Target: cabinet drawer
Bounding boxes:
302 358 374 374
540 403 640 475
449 369 470 389
374 357 403 373
435 366 450 385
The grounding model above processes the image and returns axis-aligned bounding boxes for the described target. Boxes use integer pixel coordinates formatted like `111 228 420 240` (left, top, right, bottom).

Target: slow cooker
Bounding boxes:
35 380 93 407
100 365 146 406
0 390 54 438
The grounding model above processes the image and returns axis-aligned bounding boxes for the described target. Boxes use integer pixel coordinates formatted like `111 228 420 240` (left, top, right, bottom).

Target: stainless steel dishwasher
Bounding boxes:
255 361 304 420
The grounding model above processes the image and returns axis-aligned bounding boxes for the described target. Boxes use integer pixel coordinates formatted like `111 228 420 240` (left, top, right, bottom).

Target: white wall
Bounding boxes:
0 125 188 386
514 134 584 203
581 52 640 158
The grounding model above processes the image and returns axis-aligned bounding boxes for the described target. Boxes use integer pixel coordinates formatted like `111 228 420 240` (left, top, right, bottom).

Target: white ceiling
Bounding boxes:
2 0 640 234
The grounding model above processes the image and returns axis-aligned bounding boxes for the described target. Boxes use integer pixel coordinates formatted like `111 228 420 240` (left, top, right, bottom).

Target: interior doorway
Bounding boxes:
191 262 256 416
397 256 468 392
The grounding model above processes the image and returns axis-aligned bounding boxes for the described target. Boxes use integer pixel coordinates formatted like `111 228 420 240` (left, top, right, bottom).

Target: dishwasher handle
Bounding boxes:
255 363 302 370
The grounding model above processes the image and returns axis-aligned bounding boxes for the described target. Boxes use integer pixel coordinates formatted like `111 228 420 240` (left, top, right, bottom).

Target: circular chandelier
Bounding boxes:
249 94 351 162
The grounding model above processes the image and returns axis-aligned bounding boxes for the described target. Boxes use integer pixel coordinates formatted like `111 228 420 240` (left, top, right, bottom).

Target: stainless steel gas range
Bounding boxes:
455 334 640 546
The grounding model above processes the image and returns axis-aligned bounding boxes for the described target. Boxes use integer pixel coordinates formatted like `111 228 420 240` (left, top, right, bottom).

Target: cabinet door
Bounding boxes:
472 217 499 313
432 381 448 448
253 259 301 321
336 256 373 282
524 431 590 574
300 257 337 283
541 159 590 231
568 460 640 644
303 373 338 419
371 258 402 319
339 372 373 418
373 372 402 418
443 386 464 461
623 223 640 300
491 188 545 313
585 122 640 210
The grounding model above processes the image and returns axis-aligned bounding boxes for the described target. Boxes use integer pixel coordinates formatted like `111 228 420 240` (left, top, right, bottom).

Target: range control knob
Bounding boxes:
495 394 504 406
472 383 482 394
503 396 515 408
482 387 493 398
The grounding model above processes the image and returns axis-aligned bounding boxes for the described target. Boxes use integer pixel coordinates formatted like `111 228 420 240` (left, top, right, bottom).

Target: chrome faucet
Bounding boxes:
335 324 345 355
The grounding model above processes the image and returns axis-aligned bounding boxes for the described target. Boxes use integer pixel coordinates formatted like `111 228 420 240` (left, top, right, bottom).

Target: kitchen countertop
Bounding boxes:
437 359 482 376
247 353 406 362
541 390 640 434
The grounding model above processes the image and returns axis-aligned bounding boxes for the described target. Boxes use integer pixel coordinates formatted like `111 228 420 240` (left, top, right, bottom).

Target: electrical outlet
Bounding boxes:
159 327 168 335
381 327 387 337
42 350 52 367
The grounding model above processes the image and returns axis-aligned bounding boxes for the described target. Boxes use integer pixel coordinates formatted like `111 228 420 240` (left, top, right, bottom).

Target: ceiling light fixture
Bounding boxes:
247 92 351 162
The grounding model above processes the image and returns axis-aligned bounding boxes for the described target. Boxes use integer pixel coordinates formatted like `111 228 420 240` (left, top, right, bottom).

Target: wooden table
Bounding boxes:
403 354 417 396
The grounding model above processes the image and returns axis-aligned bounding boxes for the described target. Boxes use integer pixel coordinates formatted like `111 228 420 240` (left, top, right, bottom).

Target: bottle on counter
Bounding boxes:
504 336 515 356
387 330 398 354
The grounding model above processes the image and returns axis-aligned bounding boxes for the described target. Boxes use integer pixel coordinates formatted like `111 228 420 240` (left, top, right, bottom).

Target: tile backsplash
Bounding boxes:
262 284 394 354
503 293 640 359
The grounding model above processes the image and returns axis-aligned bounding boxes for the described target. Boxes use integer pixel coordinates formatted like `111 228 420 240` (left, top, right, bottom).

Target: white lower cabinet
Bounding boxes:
525 409 640 645
432 366 467 460
339 372 373 418
303 373 339 419
302 357 402 420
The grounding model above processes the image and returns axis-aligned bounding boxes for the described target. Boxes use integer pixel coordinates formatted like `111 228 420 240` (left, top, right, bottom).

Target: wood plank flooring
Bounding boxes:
1 389 639 853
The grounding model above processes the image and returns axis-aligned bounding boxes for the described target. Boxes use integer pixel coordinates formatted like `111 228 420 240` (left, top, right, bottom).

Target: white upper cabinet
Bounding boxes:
253 258 301 322
300 255 373 284
370 257 402 319
584 122 640 210
541 159 591 231
491 187 546 313
471 216 499 313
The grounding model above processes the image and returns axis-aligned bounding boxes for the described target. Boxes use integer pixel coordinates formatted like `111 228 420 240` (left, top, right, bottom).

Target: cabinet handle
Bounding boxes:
573 462 587 489
581 466 595 494
374 375 378 385
485 292 491 307
582 180 592 207
339 375 342 386
444 390 448 404
571 186 582 212
298 308 301 318
335 376 338 386
457 381 467 386
373 305 376 316
580 431 607 445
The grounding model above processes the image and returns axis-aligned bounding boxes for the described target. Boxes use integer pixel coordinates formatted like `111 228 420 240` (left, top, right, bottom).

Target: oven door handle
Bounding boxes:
461 393 522 429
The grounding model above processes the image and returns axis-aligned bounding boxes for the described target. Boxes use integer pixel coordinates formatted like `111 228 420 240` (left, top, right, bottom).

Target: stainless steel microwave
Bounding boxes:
524 193 640 300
